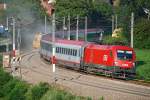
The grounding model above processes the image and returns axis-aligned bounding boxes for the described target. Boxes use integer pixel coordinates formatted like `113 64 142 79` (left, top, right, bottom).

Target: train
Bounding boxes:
40 34 136 79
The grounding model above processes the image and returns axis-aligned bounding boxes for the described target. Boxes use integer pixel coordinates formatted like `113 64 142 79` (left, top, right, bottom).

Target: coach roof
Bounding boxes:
41 33 89 46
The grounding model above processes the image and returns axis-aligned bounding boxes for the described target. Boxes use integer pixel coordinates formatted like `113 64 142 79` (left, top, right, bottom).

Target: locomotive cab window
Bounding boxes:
117 50 133 60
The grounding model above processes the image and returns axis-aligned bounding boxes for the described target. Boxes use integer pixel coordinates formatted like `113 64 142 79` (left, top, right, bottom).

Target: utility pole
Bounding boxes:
112 15 115 33
85 16 87 42
52 13 56 82
6 17 8 29
17 26 21 52
67 15 70 40
63 17 66 38
6 17 9 52
12 18 16 57
45 15 47 33
76 15 79 41
131 12 134 48
17 26 22 79
115 14 118 29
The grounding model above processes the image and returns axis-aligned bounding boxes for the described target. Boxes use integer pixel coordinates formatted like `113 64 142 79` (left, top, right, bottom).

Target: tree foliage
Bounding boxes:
31 82 49 100
55 0 112 20
134 18 150 49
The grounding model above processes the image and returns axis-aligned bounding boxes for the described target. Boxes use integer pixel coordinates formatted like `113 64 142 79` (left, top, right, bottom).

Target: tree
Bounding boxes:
134 18 150 49
55 0 112 19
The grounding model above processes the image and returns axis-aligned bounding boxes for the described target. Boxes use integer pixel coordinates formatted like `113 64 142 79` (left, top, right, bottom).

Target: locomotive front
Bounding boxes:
113 46 136 75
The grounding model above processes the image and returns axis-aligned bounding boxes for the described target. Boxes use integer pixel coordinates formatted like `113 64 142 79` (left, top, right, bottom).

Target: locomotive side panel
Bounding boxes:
84 47 114 67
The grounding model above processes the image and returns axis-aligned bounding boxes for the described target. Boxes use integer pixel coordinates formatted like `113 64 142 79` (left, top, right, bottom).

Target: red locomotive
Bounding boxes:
40 34 136 78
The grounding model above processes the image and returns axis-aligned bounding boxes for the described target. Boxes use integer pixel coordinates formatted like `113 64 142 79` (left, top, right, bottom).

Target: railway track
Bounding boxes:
20 50 150 99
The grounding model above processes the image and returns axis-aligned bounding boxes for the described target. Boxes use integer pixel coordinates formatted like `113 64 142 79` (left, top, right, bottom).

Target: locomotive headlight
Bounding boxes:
133 63 135 67
114 61 118 65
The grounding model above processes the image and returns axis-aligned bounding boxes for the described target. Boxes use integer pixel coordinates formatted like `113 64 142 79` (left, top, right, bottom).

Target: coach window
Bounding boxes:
56 47 57 52
70 49 72 56
56 47 58 53
64 48 66 54
61 48 63 54
59 47 61 54
65 48 67 54
70 49 72 55
72 49 76 56
46 43 48 50
59 47 61 53
59 47 60 53
59 47 62 53
57 47 59 53
72 49 74 56
58 47 60 53
62 48 64 54
66 48 68 55
75 50 77 56
68 49 70 55
61 48 62 54
73 50 75 56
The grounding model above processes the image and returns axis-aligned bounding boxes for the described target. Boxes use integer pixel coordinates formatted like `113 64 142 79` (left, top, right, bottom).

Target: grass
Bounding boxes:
135 49 150 81
135 49 150 62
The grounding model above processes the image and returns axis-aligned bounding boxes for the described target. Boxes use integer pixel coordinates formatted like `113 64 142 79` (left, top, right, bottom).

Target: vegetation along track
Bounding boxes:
20 50 150 98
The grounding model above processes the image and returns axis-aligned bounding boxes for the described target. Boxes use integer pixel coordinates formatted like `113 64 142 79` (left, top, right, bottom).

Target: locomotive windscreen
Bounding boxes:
117 50 133 60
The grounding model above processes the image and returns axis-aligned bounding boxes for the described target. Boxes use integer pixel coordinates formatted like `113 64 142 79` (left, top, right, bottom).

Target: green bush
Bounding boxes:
102 35 128 45
2 78 20 97
0 68 12 97
136 63 150 81
31 82 49 100
41 88 85 100
7 81 29 100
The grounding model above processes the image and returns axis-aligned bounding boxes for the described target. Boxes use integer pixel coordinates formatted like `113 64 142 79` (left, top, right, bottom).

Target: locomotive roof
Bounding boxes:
41 34 88 46
86 44 133 50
